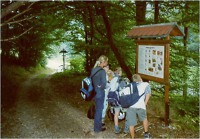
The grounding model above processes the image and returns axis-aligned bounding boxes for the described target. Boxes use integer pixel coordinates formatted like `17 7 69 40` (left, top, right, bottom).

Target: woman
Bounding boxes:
91 55 108 133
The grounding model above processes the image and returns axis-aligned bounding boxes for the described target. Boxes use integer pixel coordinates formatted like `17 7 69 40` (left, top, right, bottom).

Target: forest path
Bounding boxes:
1 73 122 138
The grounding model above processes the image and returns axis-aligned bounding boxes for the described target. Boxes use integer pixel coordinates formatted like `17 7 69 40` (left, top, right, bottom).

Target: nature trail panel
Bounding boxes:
127 22 184 125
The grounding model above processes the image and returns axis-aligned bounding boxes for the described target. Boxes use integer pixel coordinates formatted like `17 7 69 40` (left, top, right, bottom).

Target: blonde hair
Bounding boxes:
107 70 113 81
114 67 122 75
132 74 143 82
93 55 108 68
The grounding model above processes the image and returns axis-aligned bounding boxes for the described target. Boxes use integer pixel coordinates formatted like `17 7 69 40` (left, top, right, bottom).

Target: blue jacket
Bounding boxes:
90 66 106 90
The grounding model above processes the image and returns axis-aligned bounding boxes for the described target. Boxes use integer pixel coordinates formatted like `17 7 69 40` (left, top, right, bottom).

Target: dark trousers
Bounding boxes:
94 88 105 132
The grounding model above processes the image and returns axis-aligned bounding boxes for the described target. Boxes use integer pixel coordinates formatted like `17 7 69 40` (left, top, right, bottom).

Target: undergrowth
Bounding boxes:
1 65 30 109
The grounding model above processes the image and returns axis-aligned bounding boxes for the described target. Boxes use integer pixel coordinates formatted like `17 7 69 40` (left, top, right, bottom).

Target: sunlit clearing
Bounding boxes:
46 59 62 70
46 55 63 73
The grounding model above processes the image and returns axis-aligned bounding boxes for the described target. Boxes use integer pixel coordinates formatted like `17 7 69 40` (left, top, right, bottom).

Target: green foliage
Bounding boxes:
170 38 199 95
187 66 199 96
69 55 85 73
1 1 199 98
1 2 55 67
170 95 199 131
1 65 30 109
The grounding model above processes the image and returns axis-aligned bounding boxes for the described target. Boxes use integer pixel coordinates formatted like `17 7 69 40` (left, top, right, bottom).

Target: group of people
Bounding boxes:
90 55 151 138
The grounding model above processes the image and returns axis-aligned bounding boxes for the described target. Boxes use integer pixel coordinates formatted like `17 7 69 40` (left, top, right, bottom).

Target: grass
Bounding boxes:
49 71 94 112
170 95 199 131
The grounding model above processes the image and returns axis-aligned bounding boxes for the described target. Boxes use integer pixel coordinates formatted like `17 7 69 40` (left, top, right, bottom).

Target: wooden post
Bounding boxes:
135 38 140 74
59 49 67 72
164 84 170 125
164 36 170 125
63 52 65 71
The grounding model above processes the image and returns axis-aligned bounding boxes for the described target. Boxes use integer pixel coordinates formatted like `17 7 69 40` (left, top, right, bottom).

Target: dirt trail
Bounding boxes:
1 74 122 138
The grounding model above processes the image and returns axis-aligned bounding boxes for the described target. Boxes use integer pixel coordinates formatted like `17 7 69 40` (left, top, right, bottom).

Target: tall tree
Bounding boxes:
99 2 133 80
182 2 189 100
135 1 146 25
154 1 159 23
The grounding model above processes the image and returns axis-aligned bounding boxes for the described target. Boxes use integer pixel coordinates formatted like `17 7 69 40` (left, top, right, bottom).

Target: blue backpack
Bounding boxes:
107 77 128 107
118 82 145 108
80 68 103 101
107 91 120 107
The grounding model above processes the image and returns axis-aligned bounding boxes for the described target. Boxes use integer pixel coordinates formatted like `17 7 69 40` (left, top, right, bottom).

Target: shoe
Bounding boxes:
101 127 106 131
123 128 129 134
115 126 121 134
123 125 129 133
144 132 151 139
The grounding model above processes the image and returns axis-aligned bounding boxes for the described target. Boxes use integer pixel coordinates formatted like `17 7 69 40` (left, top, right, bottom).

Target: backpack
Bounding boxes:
87 104 95 119
80 68 103 101
118 82 145 108
107 77 129 107
107 91 120 107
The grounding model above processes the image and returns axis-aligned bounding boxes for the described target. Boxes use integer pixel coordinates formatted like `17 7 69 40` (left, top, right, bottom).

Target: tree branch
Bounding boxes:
1 1 28 19
1 7 32 27
1 27 33 42
1 16 34 27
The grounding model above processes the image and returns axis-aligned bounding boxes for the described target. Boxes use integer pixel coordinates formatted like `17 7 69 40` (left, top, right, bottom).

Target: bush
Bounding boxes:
1 65 30 109
170 95 199 131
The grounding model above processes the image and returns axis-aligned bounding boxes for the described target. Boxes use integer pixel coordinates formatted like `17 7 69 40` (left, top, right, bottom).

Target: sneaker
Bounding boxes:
101 127 106 132
115 126 121 134
93 127 106 133
123 128 129 134
144 132 151 139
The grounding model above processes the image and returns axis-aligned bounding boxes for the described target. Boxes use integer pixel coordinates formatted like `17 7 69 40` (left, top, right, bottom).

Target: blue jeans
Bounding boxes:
94 88 105 132
102 88 109 120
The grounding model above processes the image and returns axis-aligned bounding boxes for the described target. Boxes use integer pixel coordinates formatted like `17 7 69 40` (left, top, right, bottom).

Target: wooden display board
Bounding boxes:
136 40 170 84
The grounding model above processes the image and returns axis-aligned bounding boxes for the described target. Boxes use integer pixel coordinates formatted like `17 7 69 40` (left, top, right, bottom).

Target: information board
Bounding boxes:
138 45 164 79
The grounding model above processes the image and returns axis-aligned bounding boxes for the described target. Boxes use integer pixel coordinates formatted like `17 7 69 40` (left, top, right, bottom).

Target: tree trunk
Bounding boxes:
135 1 147 77
183 2 189 100
84 25 90 73
87 3 95 70
99 4 132 80
135 1 146 25
183 27 188 99
183 27 188 100
154 1 159 23
82 2 95 73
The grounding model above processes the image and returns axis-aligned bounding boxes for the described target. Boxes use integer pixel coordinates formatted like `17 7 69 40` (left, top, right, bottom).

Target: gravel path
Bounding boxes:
1 74 124 138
